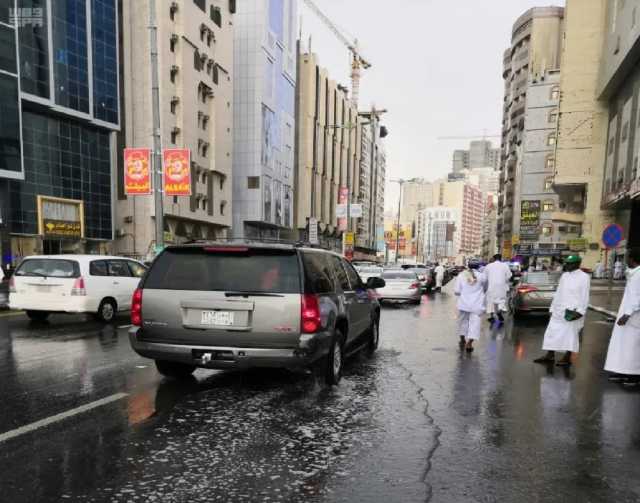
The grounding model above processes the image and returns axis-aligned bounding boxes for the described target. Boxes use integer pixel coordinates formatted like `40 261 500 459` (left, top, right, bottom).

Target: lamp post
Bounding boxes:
390 178 406 264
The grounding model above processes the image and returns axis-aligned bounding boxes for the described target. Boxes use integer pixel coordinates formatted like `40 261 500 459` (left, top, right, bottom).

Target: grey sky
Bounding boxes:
299 0 565 211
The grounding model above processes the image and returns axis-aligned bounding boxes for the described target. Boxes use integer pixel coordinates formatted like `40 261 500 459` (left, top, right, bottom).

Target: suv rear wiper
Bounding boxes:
225 291 284 298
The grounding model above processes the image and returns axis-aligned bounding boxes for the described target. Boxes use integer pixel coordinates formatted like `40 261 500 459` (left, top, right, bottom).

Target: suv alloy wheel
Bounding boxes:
326 329 345 385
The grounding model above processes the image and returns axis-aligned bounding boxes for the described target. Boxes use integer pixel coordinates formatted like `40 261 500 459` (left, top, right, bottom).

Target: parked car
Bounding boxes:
9 255 148 322
511 271 562 316
376 269 422 304
356 266 384 283
128 243 386 385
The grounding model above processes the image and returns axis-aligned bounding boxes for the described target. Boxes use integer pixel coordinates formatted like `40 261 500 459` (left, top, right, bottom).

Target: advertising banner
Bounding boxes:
124 148 151 195
337 187 348 231
520 200 541 240
163 148 191 196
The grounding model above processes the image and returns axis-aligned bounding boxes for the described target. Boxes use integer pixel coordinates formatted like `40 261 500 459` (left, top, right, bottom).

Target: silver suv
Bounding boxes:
128 243 385 385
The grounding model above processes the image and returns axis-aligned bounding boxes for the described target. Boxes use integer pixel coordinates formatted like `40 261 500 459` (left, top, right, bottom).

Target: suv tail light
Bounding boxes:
517 285 538 295
409 282 419 289
131 288 143 327
71 277 86 296
8 276 15 293
301 294 321 333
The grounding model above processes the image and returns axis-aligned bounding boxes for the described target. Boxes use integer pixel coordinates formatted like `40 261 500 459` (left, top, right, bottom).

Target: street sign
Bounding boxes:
309 217 319 245
344 232 355 246
602 223 624 249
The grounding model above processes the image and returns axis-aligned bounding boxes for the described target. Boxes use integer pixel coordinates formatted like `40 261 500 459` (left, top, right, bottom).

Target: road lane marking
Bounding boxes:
0 311 24 318
0 392 129 444
118 324 133 329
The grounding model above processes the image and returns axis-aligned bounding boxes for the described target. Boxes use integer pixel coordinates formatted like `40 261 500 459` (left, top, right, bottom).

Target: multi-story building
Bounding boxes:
116 0 234 257
0 0 121 266
597 0 640 259
452 140 500 174
553 0 611 269
464 167 499 198
400 178 433 232
293 49 361 251
498 6 564 257
232 0 297 240
357 111 386 254
482 195 499 259
416 206 459 263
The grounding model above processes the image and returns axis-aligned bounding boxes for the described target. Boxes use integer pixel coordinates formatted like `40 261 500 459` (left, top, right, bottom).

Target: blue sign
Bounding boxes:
602 224 624 249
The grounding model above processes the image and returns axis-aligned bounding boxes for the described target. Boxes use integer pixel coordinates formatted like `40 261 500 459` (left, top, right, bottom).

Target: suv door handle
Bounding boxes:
113 281 120 285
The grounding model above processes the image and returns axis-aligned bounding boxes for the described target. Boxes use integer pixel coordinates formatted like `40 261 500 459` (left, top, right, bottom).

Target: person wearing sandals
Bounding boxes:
454 259 487 352
604 248 640 386
533 255 590 367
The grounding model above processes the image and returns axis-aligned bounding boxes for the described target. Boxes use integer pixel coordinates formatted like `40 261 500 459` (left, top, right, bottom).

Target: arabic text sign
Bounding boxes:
163 149 191 196
124 148 152 195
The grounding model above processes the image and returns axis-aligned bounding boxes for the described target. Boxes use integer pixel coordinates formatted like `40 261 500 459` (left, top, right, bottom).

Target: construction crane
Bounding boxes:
303 0 371 108
437 134 501 140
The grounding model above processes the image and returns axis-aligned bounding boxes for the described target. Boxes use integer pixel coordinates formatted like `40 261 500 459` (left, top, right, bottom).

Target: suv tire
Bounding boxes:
325 330 344 386
155 360 196 379
367 318 379 355
26 310 49 322
96 298 117 323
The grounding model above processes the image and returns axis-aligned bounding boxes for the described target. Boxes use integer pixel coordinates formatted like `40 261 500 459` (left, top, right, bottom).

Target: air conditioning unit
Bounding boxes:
171 96 180 104
170 65 179 74
115 228 126 238
172 126 181 134
170 2 178 14
206 89 215 98
123 215 133 224
170 33 179 43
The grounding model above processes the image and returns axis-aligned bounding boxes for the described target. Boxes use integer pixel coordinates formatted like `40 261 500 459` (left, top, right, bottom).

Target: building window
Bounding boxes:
248 176 260 189
213 64 219 85
201 199 207 211
211 6 222 27
170 65 178 83
543 201 554 212
220 202 226 215
194 0 206 12
171 130 179 144
173 196 178 204
546 155 555 170
550 85 560 100
609 137 616 155
542 224 553 236
544 178 554 191
548 109 558 123
202 172 207 184
547 133 556 146
170 99 178 114
194 49 201 71
220 178 224 190
202 143 209 158
622 121 629 142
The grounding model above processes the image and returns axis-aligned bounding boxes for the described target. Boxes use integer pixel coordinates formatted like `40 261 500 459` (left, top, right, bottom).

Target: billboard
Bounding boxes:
163 148 191 196
123 148 151 195
520 200 541 240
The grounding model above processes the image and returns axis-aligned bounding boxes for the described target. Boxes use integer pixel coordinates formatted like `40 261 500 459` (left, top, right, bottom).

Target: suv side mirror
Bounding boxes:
366 277 385 289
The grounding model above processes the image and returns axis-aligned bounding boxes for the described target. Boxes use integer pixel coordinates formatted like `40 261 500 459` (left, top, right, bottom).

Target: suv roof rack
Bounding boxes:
178 237 334 251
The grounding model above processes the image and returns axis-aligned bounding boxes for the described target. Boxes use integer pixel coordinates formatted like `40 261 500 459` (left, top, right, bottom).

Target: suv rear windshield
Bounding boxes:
383 271 417 280
144 247 301 293
524 272 561 285
15 259 80 278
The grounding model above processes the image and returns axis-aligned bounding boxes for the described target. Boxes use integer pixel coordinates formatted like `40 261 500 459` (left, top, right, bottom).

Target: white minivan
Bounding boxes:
9 255 147 322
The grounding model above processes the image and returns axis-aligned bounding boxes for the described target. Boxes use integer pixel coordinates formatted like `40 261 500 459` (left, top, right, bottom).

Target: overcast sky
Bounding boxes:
299 0 565 211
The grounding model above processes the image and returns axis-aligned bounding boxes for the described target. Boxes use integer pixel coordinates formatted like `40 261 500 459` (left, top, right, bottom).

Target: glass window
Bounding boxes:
550 85 560 100
302 252 335 294
248 176 260 189
544 178 554 191
263 175 272 223
331 256 351 291
543 201 554 211
0 25 17 74
541 224 553 236
16 259 80 278
547 134 556 146
89 260 108 276
145 248 301 293
0 74 22 174
18 0 49 98
0 0 13 24
52 0 89 113
546 156 555 170
548 109 558 124
269 0 284 43
193 0 206 12
92 0 118 123
108 260 132 277
210 6 221 27
343 260 363 289
127 261 147 278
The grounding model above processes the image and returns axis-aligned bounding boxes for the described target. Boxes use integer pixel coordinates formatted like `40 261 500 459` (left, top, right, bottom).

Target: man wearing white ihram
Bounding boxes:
484 253 512 324
533 255 590 367
454 260 487 353
604 249 640 386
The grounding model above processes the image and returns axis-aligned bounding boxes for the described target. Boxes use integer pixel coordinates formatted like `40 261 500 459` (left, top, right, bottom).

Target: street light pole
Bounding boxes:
393 179 404 264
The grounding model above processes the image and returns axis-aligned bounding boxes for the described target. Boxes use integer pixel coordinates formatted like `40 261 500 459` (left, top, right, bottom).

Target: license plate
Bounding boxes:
35 285 52 293
200 310 234 326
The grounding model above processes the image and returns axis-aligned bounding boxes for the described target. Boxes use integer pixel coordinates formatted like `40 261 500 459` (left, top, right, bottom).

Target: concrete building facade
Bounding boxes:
416 206 459 263
400 178 433 232
232 0 297 239
293 49 361 251
499 6 565 258
452 140 500 174
0 0 121 266
116 0 234 257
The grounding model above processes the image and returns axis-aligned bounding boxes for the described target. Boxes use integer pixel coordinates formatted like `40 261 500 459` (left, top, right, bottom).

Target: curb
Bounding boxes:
588 304 617 318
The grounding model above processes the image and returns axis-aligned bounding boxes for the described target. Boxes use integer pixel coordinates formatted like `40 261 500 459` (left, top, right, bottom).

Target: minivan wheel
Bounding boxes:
96 299 117 323
367 318 380 355
26 310 49 322
325 331 344 386
155 360 196 379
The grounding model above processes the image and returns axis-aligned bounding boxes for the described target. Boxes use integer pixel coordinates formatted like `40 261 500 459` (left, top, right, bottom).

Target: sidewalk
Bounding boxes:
589 287 624 318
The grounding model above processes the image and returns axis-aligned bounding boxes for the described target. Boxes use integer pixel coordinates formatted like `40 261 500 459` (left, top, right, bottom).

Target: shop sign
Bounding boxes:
163 149 191 196
520 200 540 240
124 148 152 195
567 238 588 251
43 220 82 238
502 239 512 260
309 218 319 245
37 196 84 239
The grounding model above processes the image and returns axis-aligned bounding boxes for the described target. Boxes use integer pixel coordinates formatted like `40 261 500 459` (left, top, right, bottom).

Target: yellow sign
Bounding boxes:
511 235 520 246
344 232 355 246
43 220 82 238
502 239 513 260
37 195 84 239
567 238 588 251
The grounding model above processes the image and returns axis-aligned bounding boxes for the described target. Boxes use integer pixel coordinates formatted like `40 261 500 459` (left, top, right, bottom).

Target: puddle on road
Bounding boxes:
87 351 439 503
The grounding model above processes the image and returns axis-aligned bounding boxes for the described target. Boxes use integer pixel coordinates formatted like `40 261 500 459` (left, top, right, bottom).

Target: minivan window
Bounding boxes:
127 261 147 278
108 261 132 277
15 259 80 279
90 260 108 276
301 252 335 293
145 248 301 293
330 256 351 291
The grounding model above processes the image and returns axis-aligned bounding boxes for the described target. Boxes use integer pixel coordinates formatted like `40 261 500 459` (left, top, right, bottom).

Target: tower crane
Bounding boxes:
302 0 371 108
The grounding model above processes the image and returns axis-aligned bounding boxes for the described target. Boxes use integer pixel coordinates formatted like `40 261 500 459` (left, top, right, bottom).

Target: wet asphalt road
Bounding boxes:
0 286 640 502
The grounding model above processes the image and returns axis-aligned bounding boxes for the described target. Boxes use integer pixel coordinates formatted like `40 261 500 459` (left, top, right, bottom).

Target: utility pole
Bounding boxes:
149 0 164 252
391 179 404 264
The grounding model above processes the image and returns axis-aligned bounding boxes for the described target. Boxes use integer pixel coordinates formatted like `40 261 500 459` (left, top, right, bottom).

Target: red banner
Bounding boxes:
163 149 191 196
124 148 151 195
338 186 348 231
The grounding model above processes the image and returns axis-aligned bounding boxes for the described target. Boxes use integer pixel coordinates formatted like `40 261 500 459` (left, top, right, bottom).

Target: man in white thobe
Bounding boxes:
454 260 487 352
534 255 591 367
614 259 624 280
604 249 640 385
484 254 512 323
593 261 604 279
434 262 446 292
